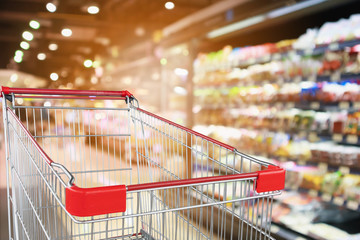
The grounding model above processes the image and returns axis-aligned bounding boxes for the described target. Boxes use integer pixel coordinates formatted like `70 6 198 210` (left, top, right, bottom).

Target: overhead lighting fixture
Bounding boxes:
207 15 266 39
87 5 99 14
37 53 46 61
165 2 175 10
22 31 34 41
10 73 18 83
14 55 22 63
50 73 59 81
174 86 187 95
267 0 326 18
174 68 188 76
29 20 40 29
84 59 93 68
15 50 24 57
61 28 72 37
92 60 101 68
160 58 167 65
20 41 30 50
46 2 57 12
135 27 145 37
90 76 98 84
48 43 58 51
206 0 327 39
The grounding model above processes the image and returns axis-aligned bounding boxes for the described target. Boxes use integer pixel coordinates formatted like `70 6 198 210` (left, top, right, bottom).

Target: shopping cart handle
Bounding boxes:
1 86 134 99
66 184 127 217
65 166 284 217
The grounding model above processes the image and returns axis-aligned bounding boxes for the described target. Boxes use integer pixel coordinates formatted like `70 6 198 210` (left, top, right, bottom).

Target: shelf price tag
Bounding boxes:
308 75 316 82
286 102 295 108
346 135 358 144
330 71 341 82
333 197 344 206
275 102 283 108
294 76 302 83
276 77 284 85
332 134 343 142
309 189 318 197
270 225 280 234
288 50 297 58
247 58 256 65
273 53 281 60
308 132 318 142
310 102 320 110
354 102 360 109
304 48 313 56
319 163 328 172
298 131 307 138
261 55 271 62
298 160 306 165
329 43 339 51
339 166 350 175
322 193 332 202
339 101 350 109
347 201 359 211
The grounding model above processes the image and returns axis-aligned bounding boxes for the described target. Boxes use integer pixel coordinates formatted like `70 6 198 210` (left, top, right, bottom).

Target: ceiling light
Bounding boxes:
20 41 30 50
50 73 58 81
46 2 57 12
207 15 266 39
61 28 72 37
87 5 99 14
15 50 24 57
83 59 93 68
92 60 101 68
174 68 188 76
22 31 34 41
160 58 167 65
91 76 98 84
44 101 51 107
174 86 187 95
135 27 145 36
267 0 326 18
48 43 58 51
37 53 46 61
14 55 22 63
29 20 40 29
165 2 175 10
10 73 18 83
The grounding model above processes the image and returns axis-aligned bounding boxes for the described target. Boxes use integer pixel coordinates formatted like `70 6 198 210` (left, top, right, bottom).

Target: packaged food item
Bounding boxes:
321 171 342 195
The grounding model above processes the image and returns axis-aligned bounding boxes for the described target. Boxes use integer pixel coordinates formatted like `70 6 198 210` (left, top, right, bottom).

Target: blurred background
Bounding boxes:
1 0 360 239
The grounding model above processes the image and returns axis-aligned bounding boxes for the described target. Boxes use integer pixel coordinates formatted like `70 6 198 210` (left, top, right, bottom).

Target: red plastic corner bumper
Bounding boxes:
255 165 285 193
66 185 127 217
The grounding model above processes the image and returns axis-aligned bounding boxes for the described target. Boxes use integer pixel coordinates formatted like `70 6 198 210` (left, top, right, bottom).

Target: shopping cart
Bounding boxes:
1 87 285 240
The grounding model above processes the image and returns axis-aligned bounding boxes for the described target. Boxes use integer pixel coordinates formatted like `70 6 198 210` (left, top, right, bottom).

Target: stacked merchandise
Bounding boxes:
192 14 360 239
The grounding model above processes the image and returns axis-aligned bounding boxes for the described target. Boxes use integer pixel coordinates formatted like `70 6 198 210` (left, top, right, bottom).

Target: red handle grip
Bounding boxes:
1 86 134 98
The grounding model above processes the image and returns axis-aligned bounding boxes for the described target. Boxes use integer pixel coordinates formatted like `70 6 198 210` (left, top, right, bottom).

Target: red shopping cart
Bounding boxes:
1 87 285 240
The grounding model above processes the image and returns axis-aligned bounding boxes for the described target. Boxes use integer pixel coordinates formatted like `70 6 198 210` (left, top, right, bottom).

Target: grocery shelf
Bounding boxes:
200 39 360 73
332 133 360 146
271 223 310 240
195 100 360 112
195 73 360 89
294 188 360 213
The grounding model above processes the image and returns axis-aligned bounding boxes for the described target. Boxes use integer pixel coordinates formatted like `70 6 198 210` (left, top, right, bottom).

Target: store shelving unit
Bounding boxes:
192 34 360 239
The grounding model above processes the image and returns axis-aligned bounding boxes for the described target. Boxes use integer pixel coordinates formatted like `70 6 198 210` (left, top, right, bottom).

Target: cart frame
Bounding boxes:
2 87 285 240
